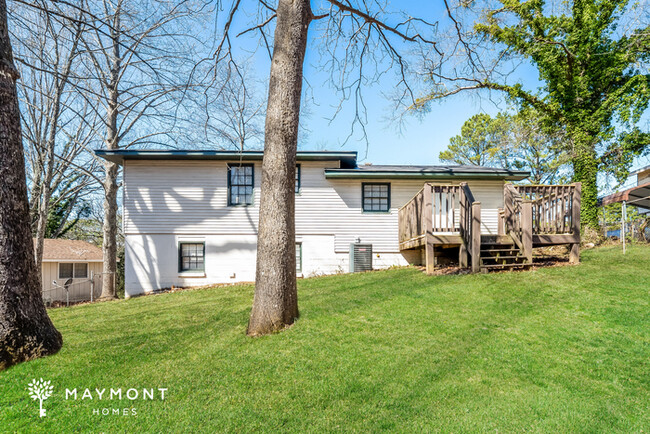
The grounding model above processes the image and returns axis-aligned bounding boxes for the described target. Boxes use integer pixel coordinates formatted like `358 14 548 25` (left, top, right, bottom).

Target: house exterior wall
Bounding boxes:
41 261 103 303
122 159 505 297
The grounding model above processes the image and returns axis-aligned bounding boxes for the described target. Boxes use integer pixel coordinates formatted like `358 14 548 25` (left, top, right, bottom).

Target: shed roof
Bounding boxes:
37 239 103 262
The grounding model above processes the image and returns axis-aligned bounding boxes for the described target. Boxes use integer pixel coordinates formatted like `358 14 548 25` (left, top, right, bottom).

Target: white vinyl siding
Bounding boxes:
123 160 504 254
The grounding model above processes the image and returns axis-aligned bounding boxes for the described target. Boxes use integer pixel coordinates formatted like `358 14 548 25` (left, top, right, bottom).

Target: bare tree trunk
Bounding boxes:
33 100 61 270
0 0 62 369
33 21 81 270
247 0 312 336
100 160 118 299
100 6 121 300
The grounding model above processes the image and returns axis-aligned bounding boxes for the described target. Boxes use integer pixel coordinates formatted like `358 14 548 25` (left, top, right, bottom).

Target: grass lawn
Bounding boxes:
1 245 649 432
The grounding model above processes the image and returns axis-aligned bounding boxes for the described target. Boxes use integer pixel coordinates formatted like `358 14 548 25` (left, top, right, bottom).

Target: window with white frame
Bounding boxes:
179 242 205 272
59 263 88 279
296 242 302 273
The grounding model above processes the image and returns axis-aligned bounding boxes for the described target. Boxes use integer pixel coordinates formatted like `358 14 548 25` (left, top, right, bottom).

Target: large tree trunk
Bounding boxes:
100 7 121 300
0 0 62 369
247 0 312 336
572 139 599 230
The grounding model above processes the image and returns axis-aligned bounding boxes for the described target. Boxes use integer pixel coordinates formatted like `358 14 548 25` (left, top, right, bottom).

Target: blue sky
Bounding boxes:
227 0 649 183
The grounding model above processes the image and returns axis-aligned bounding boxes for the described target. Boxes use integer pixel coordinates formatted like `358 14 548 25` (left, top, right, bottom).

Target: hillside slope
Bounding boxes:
1 245 648 432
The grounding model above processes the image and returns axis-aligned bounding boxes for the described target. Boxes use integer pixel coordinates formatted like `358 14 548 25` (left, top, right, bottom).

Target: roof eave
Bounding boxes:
324 170 529 181
94 150 358 168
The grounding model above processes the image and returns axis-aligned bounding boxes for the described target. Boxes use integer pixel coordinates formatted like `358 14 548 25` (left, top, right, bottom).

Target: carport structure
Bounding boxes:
600 181 650 251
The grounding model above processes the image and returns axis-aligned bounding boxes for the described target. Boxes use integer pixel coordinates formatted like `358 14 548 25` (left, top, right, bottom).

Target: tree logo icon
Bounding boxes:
28 378 53 417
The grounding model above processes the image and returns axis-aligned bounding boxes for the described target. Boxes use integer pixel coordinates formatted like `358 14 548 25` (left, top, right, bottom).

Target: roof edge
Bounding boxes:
94 149 359 168
324 169 529 181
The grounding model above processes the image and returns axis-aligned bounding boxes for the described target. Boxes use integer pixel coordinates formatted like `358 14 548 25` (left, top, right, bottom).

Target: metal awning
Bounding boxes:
599 181 650 210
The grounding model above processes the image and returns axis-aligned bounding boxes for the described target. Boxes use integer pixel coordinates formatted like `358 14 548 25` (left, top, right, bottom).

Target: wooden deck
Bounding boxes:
398 182 582 273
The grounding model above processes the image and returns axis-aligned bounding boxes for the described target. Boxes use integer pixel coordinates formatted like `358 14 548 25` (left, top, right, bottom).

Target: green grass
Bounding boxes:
1 245 649 432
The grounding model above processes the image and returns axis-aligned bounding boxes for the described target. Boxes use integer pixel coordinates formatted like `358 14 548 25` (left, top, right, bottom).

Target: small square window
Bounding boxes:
179 242 205 272
74 263 88 278
362 183 390 212
59 263 73 279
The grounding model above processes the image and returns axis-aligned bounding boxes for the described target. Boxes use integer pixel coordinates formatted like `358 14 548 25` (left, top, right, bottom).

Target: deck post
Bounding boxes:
90 271 94 303
459 244 468 268
459 183 469 268
622 200 627 255
522 201 533 263
423 184 435 274
497 207 505 235
570 182 581 264
471 202 481 273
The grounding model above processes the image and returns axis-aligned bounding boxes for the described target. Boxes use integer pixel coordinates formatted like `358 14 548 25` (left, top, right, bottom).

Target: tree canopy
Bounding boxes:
441 109 567 183
419 0 650 228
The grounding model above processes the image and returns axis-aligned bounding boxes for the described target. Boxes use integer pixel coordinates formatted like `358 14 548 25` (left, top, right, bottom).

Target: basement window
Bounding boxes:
178 242 205 272
362 183 391 212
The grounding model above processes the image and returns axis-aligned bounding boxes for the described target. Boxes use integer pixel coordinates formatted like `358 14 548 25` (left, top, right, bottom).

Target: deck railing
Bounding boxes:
430 185 461 232
459 182 481 272
398 184 464 245
398 187 425 246
515 184 580 235
503 184 532 263
398 181 582 272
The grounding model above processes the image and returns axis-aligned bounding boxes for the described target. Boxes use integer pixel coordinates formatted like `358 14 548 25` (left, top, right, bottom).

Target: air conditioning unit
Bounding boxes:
350 243 373 273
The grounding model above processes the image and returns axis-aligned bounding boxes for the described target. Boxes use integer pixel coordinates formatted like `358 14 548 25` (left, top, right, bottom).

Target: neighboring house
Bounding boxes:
96 150 580 299
39 239 103 303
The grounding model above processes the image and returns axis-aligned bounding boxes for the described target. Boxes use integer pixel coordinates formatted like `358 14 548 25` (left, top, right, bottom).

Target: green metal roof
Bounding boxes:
324 165 529 181
94 149 359 168
94 149 529 180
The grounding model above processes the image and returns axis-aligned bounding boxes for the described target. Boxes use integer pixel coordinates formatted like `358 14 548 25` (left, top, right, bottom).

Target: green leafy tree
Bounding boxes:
45 198 92 239
420 0 650 228
440 113 505 166
441 110 567 183
507 109 569 184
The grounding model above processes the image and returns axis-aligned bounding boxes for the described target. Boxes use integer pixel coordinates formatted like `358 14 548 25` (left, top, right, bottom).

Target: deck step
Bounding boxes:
481 255 525 261
481 248 520 253
480 262 531 270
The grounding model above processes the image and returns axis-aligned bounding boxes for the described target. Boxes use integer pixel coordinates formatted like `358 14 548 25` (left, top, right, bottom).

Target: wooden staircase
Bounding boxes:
398 181 582 275
479 236 531 272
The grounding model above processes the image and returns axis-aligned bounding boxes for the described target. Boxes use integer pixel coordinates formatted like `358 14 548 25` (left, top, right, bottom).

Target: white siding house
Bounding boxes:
96 150 528 298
